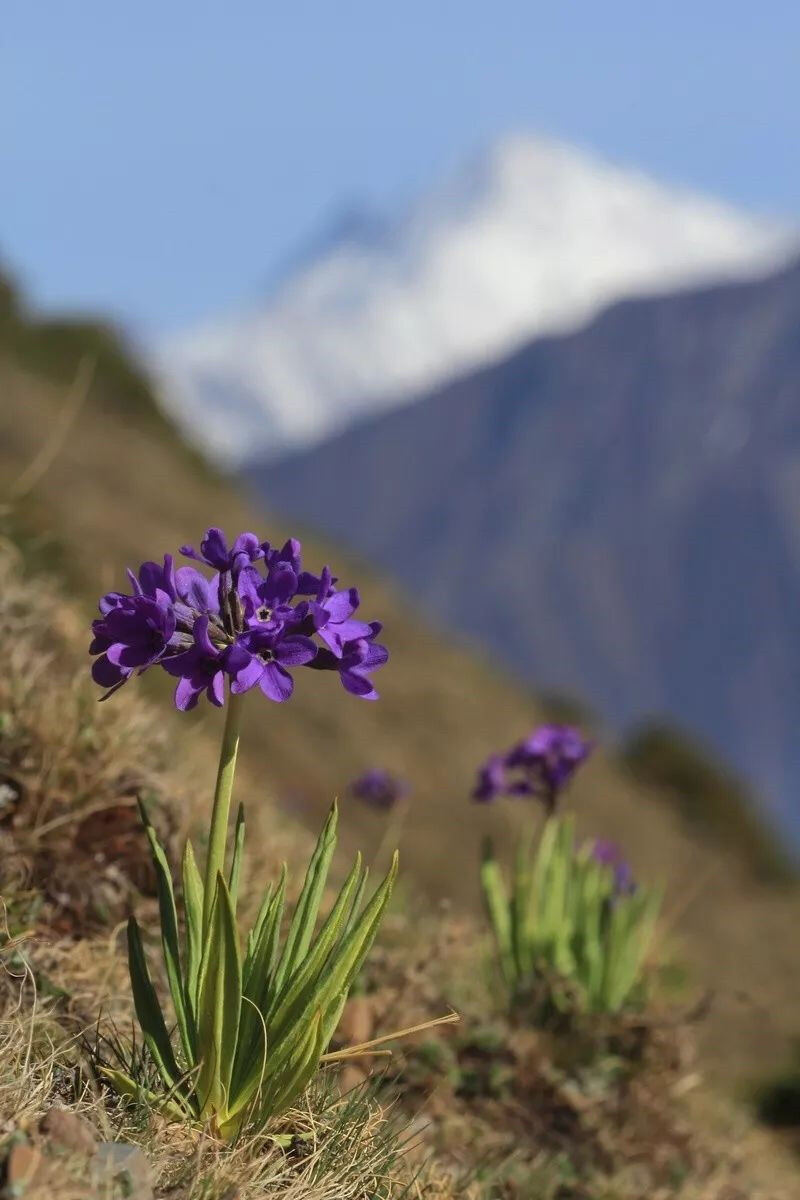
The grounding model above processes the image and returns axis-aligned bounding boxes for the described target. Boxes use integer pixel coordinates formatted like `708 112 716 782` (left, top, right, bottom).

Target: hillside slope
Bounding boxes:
249 257 800 844
156 134 793 461
1 309 799 1086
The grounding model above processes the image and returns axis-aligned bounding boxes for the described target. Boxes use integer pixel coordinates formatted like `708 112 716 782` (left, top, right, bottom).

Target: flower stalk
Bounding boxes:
203 690 245 932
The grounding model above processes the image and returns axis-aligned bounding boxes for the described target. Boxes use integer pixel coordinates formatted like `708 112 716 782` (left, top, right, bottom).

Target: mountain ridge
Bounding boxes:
155 133 795 463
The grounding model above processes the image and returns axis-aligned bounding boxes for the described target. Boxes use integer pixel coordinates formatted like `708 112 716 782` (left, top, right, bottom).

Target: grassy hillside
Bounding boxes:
1 294 799 1090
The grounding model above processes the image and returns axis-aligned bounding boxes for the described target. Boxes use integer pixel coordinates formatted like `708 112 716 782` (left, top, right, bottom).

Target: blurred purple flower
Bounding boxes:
473 755 510 803
90 527 387 709
350 768 409 811
507 724 592 812
589 838 636 896
472 724 592 811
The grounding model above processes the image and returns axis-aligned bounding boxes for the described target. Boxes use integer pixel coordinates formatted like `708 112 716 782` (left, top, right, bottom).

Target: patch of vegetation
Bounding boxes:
619 721 795 884
0 266 159 423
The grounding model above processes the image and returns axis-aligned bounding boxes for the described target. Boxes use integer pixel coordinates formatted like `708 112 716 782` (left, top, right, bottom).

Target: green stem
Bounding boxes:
203 691 246 932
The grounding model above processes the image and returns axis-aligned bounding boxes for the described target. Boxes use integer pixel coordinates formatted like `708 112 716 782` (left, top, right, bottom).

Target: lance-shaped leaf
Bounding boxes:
139 801 195 1064
126 917 184 1095
271 803 337 996
511 827 535 981
196 874 242 1117
266 854 363 1034
243 866 286 995
99 1067 192 1122
182 838 204 1023
233 870 287 1094
228 803 246 915
318 852 399 1047
258 1009 326 1121
480 838 514 987
258 853 397 1094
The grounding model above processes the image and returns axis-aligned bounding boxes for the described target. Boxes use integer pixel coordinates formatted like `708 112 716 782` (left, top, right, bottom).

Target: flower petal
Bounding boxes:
176 566 216 612
275 635 317 667
208 670 226 707
91 654 127 688
341 669 379 699
259 661 294 702
175 676 201 711
323 588 359 622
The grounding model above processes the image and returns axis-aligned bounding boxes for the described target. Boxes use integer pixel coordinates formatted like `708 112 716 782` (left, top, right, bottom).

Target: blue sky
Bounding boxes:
2 1 799 333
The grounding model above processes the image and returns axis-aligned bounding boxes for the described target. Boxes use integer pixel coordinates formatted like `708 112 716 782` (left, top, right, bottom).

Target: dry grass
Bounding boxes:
0 925 425 1200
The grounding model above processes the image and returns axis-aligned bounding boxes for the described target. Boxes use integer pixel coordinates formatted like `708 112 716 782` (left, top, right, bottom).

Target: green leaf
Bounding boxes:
182 838 204 1022
138 800 195 1064
258 853 397 1098
266 854 363 1033
228 802 246 914
224 1000 269 1129
338 860 369 943
271 803 337 996
233 869 287 1094
511 827 535 981
243 865 286 995
316 851 398 1047
196 873 242 1119
480 838 514 988
126 917 183 1094
99 1067 191 1121
258 1009 326 1121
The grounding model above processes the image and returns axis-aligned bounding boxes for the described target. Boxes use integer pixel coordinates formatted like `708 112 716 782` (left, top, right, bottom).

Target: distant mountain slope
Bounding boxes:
155 135 794 462
248 258 800 837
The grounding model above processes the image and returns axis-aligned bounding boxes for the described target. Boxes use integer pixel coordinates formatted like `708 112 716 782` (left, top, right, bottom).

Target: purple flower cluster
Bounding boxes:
473 724 591 813
90 528 388 710
589 838 636 896
349 768 409 812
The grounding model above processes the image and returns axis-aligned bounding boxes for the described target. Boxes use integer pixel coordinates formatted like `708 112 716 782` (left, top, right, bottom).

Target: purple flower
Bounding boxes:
180 528 262 576
589 838 636 896
316 588 373 657
90 591 177 695
472 724 592 811
162 615 227 711
473 755 509 803
227 626 317 702
350 768 409 811
506 725 592 811
310 622 388 699
89 527 387 710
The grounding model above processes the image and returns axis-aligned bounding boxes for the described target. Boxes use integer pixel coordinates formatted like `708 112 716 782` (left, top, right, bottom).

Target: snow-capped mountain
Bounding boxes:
155 134 795 463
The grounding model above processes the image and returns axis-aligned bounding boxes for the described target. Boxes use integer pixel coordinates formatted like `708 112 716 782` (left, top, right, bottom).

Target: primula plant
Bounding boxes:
475 726 661 1016
90 528 399 1137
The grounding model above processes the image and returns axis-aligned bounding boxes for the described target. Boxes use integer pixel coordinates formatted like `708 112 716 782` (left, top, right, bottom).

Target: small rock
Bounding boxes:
39 1107 97 1157
92 1142 153 1200
5 1141 42 1192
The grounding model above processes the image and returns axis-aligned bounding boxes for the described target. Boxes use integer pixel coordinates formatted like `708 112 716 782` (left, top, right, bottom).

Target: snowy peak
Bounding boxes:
155 135 796 463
